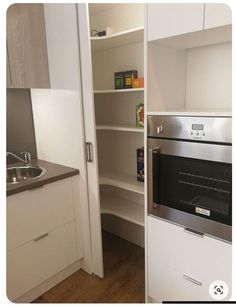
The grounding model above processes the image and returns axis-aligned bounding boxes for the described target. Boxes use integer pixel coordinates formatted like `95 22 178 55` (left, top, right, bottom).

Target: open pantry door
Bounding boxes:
77 3 104 278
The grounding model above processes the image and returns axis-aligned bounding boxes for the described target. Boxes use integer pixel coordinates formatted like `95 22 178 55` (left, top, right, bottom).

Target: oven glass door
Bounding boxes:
152 150 232 226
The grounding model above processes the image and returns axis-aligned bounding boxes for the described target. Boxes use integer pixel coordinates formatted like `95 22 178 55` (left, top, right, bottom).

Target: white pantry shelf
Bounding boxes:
100 172 144 195
100 194 144 227
96 125 144 133
94 88 144 94
91 26 144 52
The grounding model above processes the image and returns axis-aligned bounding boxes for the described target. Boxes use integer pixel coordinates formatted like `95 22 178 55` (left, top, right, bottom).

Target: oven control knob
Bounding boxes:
156 125 163 134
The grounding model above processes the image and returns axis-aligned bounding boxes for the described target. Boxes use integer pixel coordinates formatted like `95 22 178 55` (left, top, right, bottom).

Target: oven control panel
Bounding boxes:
147 115 232 144
190 124 206 139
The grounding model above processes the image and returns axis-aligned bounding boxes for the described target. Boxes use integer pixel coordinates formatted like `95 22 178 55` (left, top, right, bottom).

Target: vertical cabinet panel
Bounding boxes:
147 4 204 41
204 4 232 29
7 4 50 88
43 4 81 90
77 4 104 278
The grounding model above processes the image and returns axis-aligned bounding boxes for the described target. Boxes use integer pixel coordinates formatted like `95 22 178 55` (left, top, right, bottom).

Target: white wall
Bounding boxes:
31 90 82 168
147 41 232 112
147 42 187 112
186 42 232 111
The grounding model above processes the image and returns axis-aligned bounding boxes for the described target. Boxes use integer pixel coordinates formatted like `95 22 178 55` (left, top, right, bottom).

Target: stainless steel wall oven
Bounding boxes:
147 115 232 242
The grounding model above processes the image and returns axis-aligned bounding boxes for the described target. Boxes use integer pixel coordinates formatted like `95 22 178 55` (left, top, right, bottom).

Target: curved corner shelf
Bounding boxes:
91 26 144 52
99 172 144 195
96 125 144 133
94 88 144 94
100 194 144 227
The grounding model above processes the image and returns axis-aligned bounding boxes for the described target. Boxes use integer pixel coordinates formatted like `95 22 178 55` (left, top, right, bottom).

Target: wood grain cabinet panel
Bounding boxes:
6 46 12 88
7 4 50 88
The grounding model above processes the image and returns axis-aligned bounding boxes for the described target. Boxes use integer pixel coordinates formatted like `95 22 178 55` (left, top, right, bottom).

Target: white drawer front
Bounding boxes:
7 221 77 300
148 266 209 302
147 216 231 302
7 177 75 250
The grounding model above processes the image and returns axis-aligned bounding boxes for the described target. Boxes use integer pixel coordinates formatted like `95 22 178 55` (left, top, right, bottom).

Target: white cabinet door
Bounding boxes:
147 216 232 302
7 178 75 251
204 4 231 29
77 4 104 278
7 221 77 300
147 4 204 41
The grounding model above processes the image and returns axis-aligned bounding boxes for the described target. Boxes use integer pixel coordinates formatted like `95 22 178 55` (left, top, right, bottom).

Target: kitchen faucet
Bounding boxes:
7 152 32 166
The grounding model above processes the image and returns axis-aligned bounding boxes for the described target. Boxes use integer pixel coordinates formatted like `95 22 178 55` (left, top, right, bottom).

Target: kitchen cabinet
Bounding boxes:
7 178 76 251
147 216 232 302
7 176 83 301
147 4 204 41
146 3 232 114
204 4 232 29
7 4 50 88
7 221 77 300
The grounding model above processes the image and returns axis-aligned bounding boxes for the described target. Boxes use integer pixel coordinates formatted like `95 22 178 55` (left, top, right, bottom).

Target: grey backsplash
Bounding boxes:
7 89 37 164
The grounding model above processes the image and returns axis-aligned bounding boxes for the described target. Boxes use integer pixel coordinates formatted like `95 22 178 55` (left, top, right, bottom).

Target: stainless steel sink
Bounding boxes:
7 166 46 184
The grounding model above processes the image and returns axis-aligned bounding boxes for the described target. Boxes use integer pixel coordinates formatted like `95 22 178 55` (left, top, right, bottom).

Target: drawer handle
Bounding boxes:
184 227 204 238
183 274 202 286
33 233 49 242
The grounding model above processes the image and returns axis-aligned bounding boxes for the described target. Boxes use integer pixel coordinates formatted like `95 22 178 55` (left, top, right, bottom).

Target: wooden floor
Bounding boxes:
34 231 145 303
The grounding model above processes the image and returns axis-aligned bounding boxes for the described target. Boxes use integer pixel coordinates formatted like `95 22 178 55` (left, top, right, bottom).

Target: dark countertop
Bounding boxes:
7 159 79 196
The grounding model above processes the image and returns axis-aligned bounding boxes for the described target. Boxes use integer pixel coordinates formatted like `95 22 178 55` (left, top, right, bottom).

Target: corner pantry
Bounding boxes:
88 4 145 248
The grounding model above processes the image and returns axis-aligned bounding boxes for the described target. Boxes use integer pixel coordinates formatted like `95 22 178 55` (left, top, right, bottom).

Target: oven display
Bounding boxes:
192 124 204 131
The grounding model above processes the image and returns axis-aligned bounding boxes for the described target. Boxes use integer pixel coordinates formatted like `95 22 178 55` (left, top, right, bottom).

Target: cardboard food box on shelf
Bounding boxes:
137 147 144 182
132 77 144 88
124 70 138 89
114 71 124 89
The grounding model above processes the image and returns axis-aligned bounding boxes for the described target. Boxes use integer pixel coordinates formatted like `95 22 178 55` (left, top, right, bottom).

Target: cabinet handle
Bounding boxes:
33 233 49 242
148 147 160 211
184 227 204 238
85 142 93 162
183 274 202 286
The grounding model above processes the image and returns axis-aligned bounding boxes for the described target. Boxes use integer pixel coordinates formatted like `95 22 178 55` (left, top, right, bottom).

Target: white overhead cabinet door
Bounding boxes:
204 4 232 29
147 4 204 41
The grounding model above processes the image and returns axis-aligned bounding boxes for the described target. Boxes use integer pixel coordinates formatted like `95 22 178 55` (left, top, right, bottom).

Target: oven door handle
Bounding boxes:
148 147 160 211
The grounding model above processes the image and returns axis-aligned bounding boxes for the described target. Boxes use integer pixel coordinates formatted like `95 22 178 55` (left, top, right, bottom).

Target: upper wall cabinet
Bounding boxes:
204 4 232 29
7 4 50 88
146 4 232 42
147 4 204 41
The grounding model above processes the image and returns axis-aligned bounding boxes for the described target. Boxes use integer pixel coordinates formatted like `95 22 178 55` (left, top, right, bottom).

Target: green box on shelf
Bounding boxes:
136 103 144 127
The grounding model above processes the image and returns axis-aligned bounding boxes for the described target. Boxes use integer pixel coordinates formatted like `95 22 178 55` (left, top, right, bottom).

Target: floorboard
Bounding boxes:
33 231 145 303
